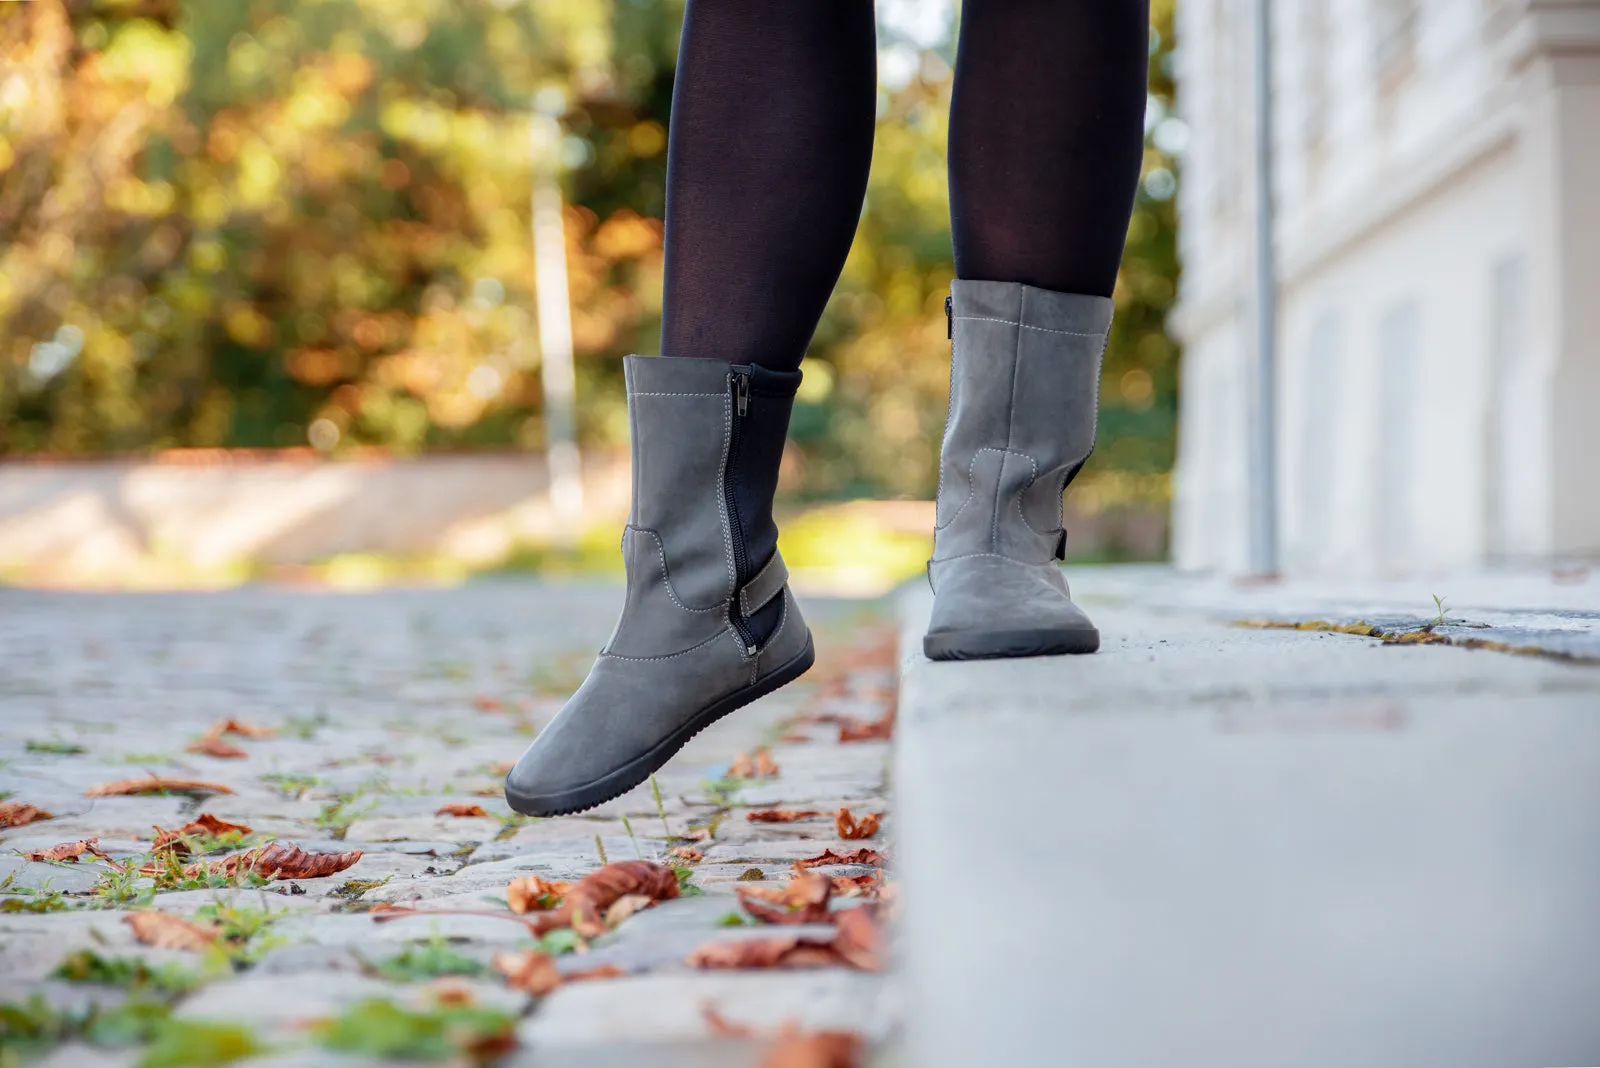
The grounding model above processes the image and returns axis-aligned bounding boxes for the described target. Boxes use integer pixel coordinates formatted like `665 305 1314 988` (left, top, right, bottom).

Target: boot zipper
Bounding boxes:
725 367 757 655
945 295 953 339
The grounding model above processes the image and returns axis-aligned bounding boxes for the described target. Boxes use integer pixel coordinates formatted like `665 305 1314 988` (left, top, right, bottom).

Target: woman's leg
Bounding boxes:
660 0 878 372
948 0 1149 296
925 0 1149 661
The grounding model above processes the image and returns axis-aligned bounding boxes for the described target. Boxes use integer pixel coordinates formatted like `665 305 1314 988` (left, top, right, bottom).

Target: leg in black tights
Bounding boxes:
658 0 1150 372
949 0 1150 297
659 0 877 374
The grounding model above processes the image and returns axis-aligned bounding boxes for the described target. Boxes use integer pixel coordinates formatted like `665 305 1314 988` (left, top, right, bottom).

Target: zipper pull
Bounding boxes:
945 295 953 339
735 370 749 417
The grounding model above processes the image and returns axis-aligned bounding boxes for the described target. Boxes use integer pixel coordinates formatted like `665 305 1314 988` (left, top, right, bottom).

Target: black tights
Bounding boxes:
659 0 1150 373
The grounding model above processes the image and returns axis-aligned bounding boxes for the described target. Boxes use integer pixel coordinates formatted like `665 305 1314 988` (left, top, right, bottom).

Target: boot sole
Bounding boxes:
503 632 816 818
924 626 1100 660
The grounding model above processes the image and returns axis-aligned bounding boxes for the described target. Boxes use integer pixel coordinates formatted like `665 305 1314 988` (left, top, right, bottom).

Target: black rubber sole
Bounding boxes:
503 633 816 818
924 625 1100 660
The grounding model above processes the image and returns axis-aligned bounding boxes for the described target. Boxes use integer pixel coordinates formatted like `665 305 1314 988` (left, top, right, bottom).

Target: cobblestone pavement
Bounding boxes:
0 583 898 1067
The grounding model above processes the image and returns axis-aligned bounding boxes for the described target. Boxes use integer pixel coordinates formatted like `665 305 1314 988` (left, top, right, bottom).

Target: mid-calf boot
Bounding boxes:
505 355 814 816
923 279 1111 660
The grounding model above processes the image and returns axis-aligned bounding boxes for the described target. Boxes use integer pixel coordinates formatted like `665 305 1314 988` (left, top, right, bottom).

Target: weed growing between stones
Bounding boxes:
259 772 319 799
25 737 86 755
366 936 488 982
191 901 285 967
311 997 515 1061
315 793 378 839
53 950 199 995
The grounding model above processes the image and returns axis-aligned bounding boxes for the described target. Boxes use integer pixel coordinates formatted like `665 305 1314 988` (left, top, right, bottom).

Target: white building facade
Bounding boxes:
1171 0 1600 574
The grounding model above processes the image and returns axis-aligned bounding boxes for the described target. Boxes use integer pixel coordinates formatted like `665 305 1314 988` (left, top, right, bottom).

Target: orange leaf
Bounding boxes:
488 762 515 776
745 809 827 823
209 718 274 739
145 842 362 880
435 803 490 818
792 848 885 872
833 809 882 841
737 872 831 926
837 702 895 743
493 949 563 995
123 911 220 951
186 737 247 759
86 776 233 798
566 963 626 983
829 874 880 898
472 695 504 712
729 747 780 779
505 874 570 915
765 1030 866 1068
668 847 703 863
604 892 657 928
827 908 884 972
777 731 812 744
528 860 680 937
0 803 54 828
22 838 99 863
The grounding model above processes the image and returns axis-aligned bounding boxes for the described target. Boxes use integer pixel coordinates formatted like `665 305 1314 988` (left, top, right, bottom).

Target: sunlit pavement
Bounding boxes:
897 565 1600 1068
0 583 898 1066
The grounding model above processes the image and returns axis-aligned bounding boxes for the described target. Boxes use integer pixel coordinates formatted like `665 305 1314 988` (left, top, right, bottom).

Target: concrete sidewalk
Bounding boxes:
895 567 1600 1068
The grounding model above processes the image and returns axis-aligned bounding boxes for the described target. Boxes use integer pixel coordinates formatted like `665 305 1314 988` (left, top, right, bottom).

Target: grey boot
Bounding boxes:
505 355 814 816
924 280 1112 660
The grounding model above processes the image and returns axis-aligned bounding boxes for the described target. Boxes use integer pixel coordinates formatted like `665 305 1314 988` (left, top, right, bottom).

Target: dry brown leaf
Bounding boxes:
837 701 896 743
85 775 233 798
792 848 885 872
833 809 882 841
431 982 476 1007
472 695 504 712
145 842 362 880
764 1030 865 1068
737 872 832 926
488 761 515 776
777 731 812 744
22 838 99 863
829 874 880 898
827 908 884 972
678 828 712 842
604 892 657 928
668 847 704 863
745 809 827 824
0 803 54 828
729 747 780 779
505 874 571 914
687 935 809 970
493 948 563 996
531 860 680 937
435 803 490 818
186 737 247 759
566 964 626 983
150 814 253 855
208 718 274 739
123 911 221 951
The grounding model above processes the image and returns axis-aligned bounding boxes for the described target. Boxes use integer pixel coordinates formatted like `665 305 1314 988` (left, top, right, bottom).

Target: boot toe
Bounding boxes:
925 555 1098 659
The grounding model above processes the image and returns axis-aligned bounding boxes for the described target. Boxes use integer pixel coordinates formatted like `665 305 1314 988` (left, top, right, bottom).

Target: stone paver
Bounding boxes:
0 582 896 1065
896 567 1600 1068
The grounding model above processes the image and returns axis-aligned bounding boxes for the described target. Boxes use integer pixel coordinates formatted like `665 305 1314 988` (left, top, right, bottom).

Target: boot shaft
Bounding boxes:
934 280 1113 565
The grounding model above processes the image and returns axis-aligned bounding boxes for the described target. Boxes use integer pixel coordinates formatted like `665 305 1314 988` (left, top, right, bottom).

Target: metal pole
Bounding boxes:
1249 0 1279 575
529 109 584 535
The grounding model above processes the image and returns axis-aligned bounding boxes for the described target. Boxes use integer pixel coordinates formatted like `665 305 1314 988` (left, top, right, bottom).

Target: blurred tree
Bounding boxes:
0 0 1179 524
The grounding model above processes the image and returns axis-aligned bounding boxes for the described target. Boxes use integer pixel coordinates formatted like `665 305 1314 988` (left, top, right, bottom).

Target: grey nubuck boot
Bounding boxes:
923 279 1111 660
505 355 814 817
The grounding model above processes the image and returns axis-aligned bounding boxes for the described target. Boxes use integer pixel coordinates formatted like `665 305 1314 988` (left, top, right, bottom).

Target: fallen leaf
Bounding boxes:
745 809 827 823
208 719 274 739
22 838 100 863
604 892 657 927
679 828 712 842
765 1030 865 1068
0 803 54 828
837 701 895 743
435 803 490 818
488 762 515 776
185 737 247 759
123 912 220 951
668 847 704 863
686 935 837 971
777 731 812 744
505 874 571 914
702 1005 758 1038
528 860 680 937
472 696 503 712
86 776 233 798
833 809 882 841
737 873 831 925
827 908 884 972
493 949 563 995
150 814 254 855
493 949 626 996
792 848 885 872
145 842 362 880
431 982 476 1007
729 747 780 779
829 874 880 898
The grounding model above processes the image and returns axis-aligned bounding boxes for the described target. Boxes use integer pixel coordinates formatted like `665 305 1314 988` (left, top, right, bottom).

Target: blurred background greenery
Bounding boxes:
0 0 1179 557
